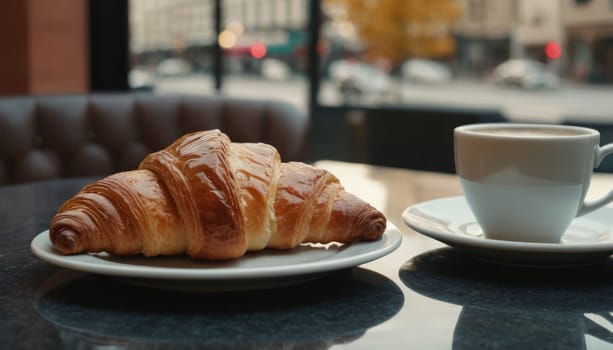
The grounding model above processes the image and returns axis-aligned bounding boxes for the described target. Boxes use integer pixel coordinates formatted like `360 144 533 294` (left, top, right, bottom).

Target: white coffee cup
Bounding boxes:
454 123 613 243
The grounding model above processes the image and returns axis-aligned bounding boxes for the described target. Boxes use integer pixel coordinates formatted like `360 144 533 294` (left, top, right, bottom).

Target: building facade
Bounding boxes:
452 0 516 77
130 0 307 53
563 0 613 82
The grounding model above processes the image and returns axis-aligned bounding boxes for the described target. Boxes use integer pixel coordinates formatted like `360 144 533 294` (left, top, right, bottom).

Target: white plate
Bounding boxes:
402 197 613 267
31 223 402 291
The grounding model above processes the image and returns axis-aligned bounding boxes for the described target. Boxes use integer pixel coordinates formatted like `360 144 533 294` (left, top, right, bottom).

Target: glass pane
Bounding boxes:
318 0 613 124
129 0 216 94
221 0 308 111
129 0 308 112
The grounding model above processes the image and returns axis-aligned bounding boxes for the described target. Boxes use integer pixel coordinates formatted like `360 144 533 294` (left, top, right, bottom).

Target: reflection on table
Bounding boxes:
400 248 613 349
35 268 403 349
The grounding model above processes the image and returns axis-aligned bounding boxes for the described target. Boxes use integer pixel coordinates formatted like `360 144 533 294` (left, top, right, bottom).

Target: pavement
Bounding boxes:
153 75 613 124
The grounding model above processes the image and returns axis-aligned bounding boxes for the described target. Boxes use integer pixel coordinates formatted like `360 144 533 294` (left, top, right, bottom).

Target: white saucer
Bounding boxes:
31 223 402 291
402 197 613 267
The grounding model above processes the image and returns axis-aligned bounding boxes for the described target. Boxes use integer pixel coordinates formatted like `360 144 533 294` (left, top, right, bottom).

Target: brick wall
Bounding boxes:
0 0 88 95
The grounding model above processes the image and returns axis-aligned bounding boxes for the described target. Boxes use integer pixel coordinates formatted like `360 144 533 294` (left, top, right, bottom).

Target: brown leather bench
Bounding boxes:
0 93 308 185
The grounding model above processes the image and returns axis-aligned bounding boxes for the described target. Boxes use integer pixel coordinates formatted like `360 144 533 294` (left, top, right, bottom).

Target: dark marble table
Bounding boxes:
2 161 613 349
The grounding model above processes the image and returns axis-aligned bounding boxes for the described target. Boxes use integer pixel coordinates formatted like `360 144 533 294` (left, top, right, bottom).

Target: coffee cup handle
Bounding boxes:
577 144 613 217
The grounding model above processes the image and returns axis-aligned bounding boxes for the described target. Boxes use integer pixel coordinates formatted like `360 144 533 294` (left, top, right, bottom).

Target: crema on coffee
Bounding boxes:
468 127 589 137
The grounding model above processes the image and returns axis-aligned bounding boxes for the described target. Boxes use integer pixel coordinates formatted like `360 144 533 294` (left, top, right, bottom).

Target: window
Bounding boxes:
317 0 613 116
129 0 308 110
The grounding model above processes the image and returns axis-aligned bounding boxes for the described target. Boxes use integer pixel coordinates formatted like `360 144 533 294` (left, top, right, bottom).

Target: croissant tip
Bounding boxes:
363 218 386 241
374 220 386 233
53 229 80 254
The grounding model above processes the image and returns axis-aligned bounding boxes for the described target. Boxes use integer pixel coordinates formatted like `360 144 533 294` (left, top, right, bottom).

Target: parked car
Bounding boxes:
492 59 559 89
328 59 391 102
128 68 155 91
261 58 291 80
155 58 192 77
401 59 451 84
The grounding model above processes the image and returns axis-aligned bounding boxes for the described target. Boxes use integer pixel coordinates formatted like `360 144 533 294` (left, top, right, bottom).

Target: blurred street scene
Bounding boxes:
129 0 613 122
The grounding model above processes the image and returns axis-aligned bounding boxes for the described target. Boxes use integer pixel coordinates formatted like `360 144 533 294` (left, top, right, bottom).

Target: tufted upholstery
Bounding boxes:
0 93 308 185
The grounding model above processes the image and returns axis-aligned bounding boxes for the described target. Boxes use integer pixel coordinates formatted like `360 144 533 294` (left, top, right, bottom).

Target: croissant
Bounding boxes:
49 130 386 260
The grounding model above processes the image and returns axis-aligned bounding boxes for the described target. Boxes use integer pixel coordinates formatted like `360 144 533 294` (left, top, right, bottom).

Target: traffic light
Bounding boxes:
545 41 561 60
250 42 267 59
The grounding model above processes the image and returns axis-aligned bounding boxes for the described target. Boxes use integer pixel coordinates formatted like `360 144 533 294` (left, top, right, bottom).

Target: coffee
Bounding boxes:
468 126 587 138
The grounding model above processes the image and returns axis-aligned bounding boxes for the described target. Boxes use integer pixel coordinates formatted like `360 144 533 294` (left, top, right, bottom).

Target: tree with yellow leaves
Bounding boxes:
326 0 461 64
